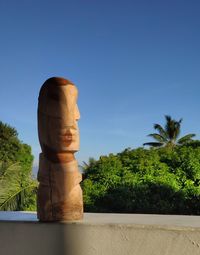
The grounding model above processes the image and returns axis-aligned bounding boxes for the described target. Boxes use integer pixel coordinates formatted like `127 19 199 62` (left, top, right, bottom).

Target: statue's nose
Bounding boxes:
75 104 80 120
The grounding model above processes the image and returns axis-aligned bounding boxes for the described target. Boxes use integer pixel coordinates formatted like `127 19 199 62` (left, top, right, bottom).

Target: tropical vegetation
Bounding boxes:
0 121 37 211
1 116 200 215
82 145 200 214
143 115 195 148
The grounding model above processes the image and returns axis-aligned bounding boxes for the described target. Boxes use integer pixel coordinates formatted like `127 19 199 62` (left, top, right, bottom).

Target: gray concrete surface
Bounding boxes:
0 212 200 255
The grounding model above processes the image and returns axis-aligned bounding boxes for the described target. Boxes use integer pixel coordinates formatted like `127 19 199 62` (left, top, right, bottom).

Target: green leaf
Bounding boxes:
178 134 196 145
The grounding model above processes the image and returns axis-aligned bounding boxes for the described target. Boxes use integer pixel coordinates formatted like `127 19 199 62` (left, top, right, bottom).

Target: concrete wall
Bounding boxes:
0 212 200 255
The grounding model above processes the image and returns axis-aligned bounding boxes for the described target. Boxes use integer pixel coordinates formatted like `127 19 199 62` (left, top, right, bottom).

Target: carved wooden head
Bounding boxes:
38 77 80 156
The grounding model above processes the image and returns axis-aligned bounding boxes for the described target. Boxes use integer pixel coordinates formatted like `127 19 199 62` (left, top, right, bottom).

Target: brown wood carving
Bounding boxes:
37 77 83 221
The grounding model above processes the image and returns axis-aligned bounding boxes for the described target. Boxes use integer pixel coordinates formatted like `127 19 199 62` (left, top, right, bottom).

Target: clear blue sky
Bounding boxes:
0 0 200 167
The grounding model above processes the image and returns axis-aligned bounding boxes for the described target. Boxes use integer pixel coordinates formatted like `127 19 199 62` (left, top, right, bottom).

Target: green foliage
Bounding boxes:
0 121 37 211
0 162 37 211
82 146 200 215
144 115 196 148
0 121 21 163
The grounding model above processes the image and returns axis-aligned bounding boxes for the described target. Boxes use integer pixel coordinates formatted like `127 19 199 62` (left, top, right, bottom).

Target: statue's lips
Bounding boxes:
60 134 75 145
58 125 79 143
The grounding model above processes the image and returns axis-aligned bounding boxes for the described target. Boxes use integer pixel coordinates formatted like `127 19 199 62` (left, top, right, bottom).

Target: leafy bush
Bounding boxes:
82 146 200 215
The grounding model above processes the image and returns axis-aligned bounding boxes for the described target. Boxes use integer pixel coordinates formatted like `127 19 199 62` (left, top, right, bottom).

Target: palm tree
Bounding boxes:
143 115 196 148
79 157 96 180
0 162 37 211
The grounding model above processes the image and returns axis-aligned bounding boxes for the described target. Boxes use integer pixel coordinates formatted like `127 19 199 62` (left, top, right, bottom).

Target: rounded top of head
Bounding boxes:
39 77 75 101
43 77 74 86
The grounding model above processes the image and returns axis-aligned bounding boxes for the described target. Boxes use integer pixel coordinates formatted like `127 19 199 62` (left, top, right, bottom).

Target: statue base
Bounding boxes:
37 154 83 222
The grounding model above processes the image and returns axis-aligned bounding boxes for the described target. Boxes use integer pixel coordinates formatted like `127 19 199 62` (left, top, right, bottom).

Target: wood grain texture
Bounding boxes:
37 77 83 221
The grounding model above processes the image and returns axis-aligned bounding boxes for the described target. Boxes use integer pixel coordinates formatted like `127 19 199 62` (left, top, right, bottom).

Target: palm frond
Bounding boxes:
165 115 173 139
153 124 168 139
0 162 37 211
80 157 96 173
0 184 37 211
147 133 167 143
177 134 196 145
164 115 182 140
143 142 163 147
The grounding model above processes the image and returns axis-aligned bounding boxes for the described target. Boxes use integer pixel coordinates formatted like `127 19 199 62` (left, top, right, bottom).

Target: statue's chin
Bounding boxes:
60 141 80 152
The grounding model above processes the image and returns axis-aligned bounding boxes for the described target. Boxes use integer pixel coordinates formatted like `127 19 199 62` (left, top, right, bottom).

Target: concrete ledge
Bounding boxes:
0 212 200 255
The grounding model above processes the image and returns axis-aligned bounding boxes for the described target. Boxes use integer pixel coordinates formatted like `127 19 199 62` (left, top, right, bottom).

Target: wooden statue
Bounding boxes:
37 77 83 221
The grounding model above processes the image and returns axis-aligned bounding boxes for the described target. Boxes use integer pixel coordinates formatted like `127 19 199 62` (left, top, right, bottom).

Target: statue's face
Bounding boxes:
38 79 80 153
56 89 80 152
